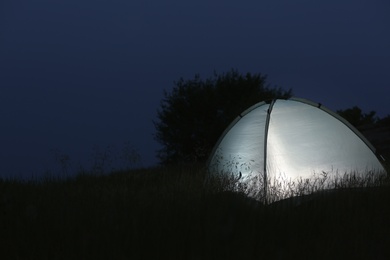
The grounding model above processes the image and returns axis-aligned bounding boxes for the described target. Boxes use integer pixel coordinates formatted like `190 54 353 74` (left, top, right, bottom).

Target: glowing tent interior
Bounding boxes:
208 97 386 202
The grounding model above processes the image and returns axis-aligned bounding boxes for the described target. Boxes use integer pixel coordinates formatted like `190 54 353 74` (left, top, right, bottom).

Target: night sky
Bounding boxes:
1 0 389 179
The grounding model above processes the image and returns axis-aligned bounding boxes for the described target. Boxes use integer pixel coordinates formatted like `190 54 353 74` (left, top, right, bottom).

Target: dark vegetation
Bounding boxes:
1 165 389 259
154 69 292 165
337 106 390 162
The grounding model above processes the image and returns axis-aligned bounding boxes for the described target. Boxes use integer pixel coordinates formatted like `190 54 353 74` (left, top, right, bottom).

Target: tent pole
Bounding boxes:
263 99 276 204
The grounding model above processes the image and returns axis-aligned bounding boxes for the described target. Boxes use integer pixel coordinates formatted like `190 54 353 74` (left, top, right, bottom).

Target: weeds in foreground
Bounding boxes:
45 142 143 180
210 168 388 204
0 164 389 259
265 170 387 203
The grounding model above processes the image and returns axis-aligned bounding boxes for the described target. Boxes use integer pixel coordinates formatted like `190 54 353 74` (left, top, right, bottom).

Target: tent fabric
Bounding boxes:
208 98 386 201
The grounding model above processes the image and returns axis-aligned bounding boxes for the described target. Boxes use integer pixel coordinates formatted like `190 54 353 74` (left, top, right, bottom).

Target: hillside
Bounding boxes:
1 165 389 259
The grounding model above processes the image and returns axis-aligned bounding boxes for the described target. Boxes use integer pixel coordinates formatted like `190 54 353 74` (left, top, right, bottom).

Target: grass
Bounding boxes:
0 164 389 259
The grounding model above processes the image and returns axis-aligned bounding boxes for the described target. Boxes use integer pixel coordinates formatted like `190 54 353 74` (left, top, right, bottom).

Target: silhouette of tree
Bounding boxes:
154 69 292 165
377 115 390 127
337 106 378 128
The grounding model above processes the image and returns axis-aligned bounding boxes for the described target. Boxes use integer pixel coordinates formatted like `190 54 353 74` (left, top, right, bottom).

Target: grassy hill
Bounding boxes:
1 165 389 259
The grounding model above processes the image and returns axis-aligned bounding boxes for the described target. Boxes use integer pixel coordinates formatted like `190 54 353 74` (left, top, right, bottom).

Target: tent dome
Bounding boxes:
208 98 386 202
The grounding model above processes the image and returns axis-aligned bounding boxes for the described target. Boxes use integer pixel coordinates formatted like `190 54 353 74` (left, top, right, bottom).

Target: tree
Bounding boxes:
337 106 378 128
154 69 292 165
377 115 390 127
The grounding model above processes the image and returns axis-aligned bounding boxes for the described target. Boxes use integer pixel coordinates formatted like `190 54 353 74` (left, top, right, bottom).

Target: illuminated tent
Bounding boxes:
208 98 386 202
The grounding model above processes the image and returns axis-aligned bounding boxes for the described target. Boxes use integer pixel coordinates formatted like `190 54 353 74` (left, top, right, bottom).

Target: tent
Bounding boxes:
208 97 386 202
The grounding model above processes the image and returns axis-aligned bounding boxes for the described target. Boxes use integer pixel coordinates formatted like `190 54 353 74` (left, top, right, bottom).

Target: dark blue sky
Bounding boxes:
1 0 389 179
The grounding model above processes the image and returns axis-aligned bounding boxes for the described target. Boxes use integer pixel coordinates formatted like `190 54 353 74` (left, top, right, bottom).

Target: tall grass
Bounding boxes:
0 164 389 259
264 170 386 204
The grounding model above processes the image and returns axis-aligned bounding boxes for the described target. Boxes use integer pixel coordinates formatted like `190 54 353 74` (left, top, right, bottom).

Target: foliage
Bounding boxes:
337 106 378 127
154 69 292 165
377 114 390 127
47 142 142 179
337 107 390 166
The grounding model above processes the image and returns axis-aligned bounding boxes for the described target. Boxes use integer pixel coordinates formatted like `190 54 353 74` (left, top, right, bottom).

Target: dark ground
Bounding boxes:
1 166 389 260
